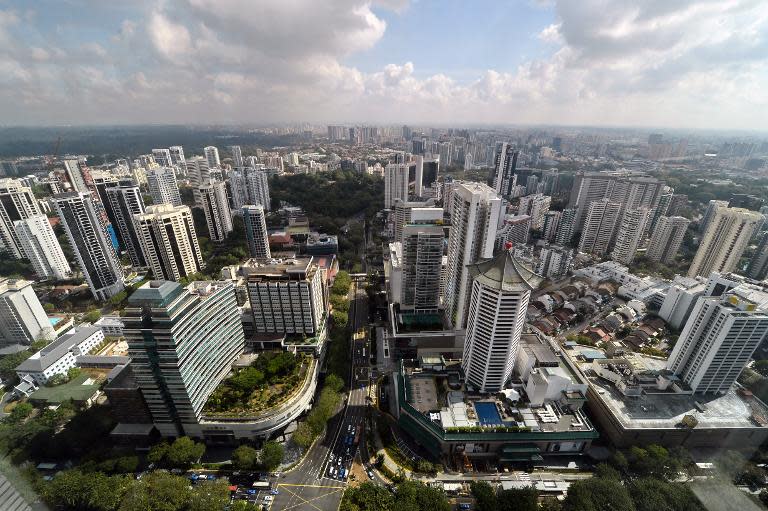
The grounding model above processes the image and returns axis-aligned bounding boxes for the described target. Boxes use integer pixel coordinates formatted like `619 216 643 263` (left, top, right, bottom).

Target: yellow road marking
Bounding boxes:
274 485 344 511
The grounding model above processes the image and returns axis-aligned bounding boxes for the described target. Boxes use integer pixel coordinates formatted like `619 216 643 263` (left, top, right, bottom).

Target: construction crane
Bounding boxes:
45 136 62 172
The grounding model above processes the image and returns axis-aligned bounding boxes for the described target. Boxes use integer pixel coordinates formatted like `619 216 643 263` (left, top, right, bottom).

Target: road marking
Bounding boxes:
275 485 345 511
278 483 345 489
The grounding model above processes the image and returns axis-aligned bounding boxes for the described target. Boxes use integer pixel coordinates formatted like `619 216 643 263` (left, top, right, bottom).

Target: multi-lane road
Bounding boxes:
270 277 371 511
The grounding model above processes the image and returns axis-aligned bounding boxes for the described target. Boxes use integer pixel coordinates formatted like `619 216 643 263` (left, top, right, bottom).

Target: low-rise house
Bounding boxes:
15 326 104 385
94 316 124 337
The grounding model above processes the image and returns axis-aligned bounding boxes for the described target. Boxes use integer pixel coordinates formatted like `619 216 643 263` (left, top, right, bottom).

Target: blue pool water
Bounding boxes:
474 402 502 426
49 317 61 326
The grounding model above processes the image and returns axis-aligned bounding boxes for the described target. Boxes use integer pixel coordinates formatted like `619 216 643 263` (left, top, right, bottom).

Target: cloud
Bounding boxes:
0 0 766 129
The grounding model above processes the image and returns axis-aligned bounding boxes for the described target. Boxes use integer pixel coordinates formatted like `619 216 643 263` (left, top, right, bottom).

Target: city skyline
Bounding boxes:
0 1 766 130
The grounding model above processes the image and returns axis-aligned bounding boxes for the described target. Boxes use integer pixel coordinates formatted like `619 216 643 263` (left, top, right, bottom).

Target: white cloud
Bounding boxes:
148 10 193 61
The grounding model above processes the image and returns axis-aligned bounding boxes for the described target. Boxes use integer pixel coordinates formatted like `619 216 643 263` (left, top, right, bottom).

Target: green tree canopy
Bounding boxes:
232 444 259 470
260 441 284 471
563 477 635 511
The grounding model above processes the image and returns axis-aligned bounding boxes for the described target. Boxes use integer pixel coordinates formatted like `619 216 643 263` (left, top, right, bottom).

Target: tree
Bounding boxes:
147 441 170 465
394 480 450 511
498 487 539 511
119 471 191 511
67 367 82 380
6 402 33 423
628 478 704 511
415 459 435 474
342 481 394 511
232 501 262 511
42 469 129 511
754 360 768 377
563 478 635 511
326 373 344 393
332 310 349 329
0 350 32 381
260 441 284 471
470 481 498 511
83 309 102 324
189 480 231 511
232 444 259 470
595 462 621 480
166 436 205 467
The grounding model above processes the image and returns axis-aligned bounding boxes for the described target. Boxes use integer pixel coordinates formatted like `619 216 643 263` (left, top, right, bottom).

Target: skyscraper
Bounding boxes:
204 146 221 168
491 143 518 198
169 146 186 166
0 278 55 347
578 199 621 256
444 182 502 328
700 199 729 233
542 211 561 242
554 208 577 246
199 181 233 242
747 232 768 281
147 167 182 207
53 192 124 301
517 193 551 230
647 216 690 264
134 204 203 282
245 169 271 210
0 178 42 258
497 214 531 246
105 179 146 267
124 280 244 436
151 148 172 167
536 245 573 278
461 251 541 392
687 207 763 278
391 199 440 243
186 156 211 206
666 281 768 394
400 223 444 313
229 145 244 168
242 205 271 259
385 163 409 209
610 207 650 265
63 159 88 193
13 215 71 280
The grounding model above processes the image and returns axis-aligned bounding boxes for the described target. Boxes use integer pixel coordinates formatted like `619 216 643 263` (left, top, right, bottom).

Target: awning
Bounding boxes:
501 443 541 454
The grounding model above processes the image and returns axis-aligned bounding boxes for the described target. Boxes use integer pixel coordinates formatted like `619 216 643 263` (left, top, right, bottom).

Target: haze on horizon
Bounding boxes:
1 0 766 130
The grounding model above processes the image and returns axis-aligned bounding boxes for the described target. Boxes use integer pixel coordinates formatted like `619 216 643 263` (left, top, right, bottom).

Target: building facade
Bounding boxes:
134 204 203 282
147 167 182 207
647 216 690 264
687 207 763 278
199 181 233 242
385 163 409 209
13 215 71 280
610 207 650 265
578 199 621 256
0 278 55 347
400 223 444 313
105 179 146 267
0 178 41 258
242 204 271 259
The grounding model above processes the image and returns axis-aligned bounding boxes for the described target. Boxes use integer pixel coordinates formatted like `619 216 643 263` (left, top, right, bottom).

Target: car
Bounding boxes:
459 504 471 510
263 495 274 502
347 424 352 432
270 489 279 495
328 465 335 476
247 490 257 495
330 467 337 478
337 457 342 466
366 470 374 479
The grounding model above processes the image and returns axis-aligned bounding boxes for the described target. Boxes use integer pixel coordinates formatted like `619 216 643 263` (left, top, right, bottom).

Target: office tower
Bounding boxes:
701 200 729 233
439 142 452 166
413 155 424 197
497 214 531 246
186 156 211 206
229 145 244 168
518 193 551 230
199 181 232 242
730 194 764 212
247 258 327 335
242 205 271 259
392 199 440 243
444 182 502 328
491 143 519 198
63 159 88 193
105 179 146 267
400 223 443 313
525 175 539 195
419 157 440 199
124 280 244 436
747 232 768 281
246 169 270 210
461 250 541 392
134 204 203 281
152 149 172 167
687 207 763 278
147 167 182 207
647 216 690 264
666 281 768 394
327 125 347 141
611 207 650 265
0 278 55 347
204 146 221 168
169 146 186 166
385 163 409 209
13 215 71 280
537 245 573 278
542 211 561 242
554 208 576 246
578 199 621 256
0 178 41 257
52 192 125 301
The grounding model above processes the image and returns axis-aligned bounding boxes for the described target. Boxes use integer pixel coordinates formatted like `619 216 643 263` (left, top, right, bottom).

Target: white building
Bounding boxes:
53 192 125 301
461 251 541 392
0 278 55 347
611 207 650 265
169 146 186 166
497 214 531 246
13 215 71 280
578 199 621 256
667 281 768 394
242 205 271 259
542 211 561 242
385 163 409 209
147 167 182 207
152 148 173 167
444 182 502 329
400 223 444 312
186 156 211 206
15 325 104 384
537 246 573 278
688 207 763 278
230 145 244 167
95 316 124 337
63 159 88 193
105 179 146 267
554 208 576 246
134 204 203 281
0 178 41 258
204 146 221 168
518 194 552 231
658 276 707 330
246 169 271 210
492 143 519 198
199 181 233 242
391 199 441 243
647 216 690 264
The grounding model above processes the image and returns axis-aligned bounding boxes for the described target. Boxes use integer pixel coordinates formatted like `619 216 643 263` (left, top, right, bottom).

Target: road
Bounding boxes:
270 277 371 511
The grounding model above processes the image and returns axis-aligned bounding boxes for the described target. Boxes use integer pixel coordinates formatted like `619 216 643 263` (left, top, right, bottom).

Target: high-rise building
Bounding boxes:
52 192 124 300
63 159 88 193
497 214 531 246
491 143 519 198
687 207 763 278
134 204 203 281
0 278 55 347
444 182 502 329
124 280 244 436
542 211 561 242
13 215 71 280
169 146 186 166
554 208 576 246
419 158 440 200
385 163 409 209
729 194 764 212
747 232 768 281
517 193 551 230
412 155 424 198
204 146 221 168
391 199 440 243
611 208 650 265
229 145 244 168
700 200 729 234
246 169 270 210
648 189 673 233
400 223 443 313
537 245 573 278
246 258 327 336
242 205 271 259
666 281 768 394
147 167 182 207
105 179 146 267
647 216 690 264
578 199 621 256
151 149 172 167
0 178 42 258
461 251 541 392
199 181 233 242
186 156 211 206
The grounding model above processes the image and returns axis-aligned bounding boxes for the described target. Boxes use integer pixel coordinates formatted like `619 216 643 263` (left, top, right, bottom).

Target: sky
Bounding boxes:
0 0 767 129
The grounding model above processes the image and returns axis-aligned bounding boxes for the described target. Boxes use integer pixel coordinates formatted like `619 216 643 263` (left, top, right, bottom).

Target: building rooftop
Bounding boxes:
467 251 543 292
16 326 101 372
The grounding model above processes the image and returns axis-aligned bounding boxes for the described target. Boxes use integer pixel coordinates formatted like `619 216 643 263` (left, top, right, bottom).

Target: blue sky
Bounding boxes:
0 0 767 128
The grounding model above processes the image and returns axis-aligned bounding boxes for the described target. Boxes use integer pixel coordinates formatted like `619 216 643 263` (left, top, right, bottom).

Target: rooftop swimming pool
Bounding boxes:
49 317 62 326
474 401 503 426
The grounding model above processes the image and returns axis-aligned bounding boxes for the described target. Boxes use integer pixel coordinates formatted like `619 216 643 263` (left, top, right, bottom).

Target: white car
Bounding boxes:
263 495 274 502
